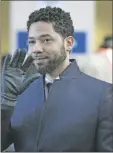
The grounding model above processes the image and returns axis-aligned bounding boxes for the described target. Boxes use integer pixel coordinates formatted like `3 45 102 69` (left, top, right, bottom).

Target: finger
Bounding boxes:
25 63 38 77
18 49 27 68
10 49 21 68
22 55 33 72
2 54 12 69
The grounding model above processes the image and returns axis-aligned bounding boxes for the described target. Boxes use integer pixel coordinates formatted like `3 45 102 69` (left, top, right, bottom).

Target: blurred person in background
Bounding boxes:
76 36 112 83
97 36 113 52
1 6 113 152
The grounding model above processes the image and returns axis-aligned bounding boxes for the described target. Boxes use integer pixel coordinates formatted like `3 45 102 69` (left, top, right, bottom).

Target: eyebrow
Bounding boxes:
28 34 53 40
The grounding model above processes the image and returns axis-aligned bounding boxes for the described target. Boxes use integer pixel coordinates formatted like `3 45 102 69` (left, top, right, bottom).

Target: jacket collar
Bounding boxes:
42 59 81 81
59 59 81 79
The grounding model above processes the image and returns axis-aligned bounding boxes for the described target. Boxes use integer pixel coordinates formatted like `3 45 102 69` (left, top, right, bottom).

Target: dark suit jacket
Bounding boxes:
1 60 113 152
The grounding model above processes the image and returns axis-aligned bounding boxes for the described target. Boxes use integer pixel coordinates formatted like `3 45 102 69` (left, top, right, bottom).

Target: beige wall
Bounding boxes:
1 1 9 56
1 1 112 55
95 1 112 50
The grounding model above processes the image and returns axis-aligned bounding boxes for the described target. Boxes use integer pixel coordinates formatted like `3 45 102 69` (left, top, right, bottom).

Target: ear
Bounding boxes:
64 36 75 53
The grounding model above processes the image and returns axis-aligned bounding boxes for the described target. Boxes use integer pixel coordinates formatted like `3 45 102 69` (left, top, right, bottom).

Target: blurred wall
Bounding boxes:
1 1 112 55
9 1 95 54
95 1 112 50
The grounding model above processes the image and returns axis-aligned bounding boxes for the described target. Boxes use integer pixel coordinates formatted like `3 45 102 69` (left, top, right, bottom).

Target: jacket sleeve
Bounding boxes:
1 98 15 152
96 85 113 151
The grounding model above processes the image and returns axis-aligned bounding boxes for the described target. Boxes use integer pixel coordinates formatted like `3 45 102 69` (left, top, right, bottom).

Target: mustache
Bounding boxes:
30 53 48 60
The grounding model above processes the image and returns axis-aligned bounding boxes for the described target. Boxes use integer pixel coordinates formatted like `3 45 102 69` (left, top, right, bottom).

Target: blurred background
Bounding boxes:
1 0 113 81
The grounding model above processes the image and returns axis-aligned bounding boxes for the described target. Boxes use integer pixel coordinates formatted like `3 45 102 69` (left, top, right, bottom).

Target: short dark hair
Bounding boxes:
27 6 74 38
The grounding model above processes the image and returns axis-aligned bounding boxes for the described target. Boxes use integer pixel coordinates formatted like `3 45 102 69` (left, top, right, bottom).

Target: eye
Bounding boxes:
43 39 52 43
28 40 36 45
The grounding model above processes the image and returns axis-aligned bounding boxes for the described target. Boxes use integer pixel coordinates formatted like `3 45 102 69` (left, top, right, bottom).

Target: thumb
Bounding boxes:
25 62 38 77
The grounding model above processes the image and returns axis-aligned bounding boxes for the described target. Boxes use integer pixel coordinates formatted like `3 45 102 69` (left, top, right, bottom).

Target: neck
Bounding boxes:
46 57 70 78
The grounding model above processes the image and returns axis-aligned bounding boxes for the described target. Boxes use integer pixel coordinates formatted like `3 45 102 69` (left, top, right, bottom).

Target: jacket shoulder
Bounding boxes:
79 72 112 95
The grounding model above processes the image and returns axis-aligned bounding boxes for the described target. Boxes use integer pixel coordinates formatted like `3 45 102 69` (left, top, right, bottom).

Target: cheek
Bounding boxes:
43 44 56 54
44 43 55 49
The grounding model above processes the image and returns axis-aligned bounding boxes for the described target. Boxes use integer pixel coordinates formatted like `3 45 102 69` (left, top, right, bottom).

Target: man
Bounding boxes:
1 6 113 152
75 36 112 84
97 36 113 53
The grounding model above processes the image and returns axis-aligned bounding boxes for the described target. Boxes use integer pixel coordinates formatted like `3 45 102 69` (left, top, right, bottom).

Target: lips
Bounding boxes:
32 56 47 60
33 57 48 65
37 57 47 60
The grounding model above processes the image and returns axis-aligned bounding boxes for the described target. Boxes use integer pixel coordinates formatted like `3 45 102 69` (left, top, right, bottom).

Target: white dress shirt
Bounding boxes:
45 74 60 100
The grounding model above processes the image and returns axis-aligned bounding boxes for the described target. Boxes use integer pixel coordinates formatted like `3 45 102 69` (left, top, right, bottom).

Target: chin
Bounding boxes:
38 65 48 74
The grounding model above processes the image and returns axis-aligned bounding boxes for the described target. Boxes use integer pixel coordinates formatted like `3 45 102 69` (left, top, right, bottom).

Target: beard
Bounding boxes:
33 45 67 75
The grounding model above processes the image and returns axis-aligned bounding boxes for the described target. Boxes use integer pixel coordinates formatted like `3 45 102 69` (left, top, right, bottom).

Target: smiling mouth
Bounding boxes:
33 57 47 60
33 58 48 64
38 57 47 60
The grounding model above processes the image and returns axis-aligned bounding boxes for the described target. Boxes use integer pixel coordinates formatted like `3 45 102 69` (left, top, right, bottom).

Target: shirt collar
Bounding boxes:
45 60 79 84
45 74 60 84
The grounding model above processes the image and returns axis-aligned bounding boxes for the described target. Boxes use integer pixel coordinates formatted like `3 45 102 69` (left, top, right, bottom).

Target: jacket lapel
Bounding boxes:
46 60 81 103
60 59 81 79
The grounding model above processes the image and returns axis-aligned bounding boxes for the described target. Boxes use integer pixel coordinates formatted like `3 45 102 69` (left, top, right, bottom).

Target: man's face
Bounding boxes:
28 21 70 74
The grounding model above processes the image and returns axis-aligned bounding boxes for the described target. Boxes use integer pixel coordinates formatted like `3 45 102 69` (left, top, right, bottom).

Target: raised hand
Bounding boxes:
1 49 41 104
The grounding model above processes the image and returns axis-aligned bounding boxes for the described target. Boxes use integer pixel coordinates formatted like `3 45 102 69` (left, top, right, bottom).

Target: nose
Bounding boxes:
32 41 43 54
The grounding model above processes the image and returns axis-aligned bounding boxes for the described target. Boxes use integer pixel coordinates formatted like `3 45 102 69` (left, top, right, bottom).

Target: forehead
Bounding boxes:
28 21 58 37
